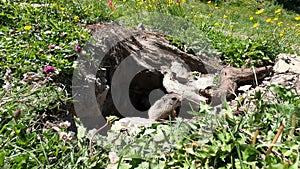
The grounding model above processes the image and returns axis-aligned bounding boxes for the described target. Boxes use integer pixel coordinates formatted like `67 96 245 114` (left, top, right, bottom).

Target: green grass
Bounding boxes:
0 0 299 168
113 0 300 67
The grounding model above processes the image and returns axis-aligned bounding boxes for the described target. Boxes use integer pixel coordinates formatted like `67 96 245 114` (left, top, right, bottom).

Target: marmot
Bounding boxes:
148 93 182 121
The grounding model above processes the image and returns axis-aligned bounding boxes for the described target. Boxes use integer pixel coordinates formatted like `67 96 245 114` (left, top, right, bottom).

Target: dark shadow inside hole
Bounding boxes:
129 69 166 111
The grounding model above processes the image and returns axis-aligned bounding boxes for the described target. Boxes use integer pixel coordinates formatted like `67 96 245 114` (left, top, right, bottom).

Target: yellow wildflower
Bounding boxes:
123 0 126 2
24 25 32 30
266 18 272 23
295 16 300 21
249 16 254 21
74 16 79 21
255 9 264 15
214 6 219 9
277 22 283 27
253 23 259 28
181 0 186 3
275 8 282 14
207 1 211 4
223 15 228 19
273 17 278 21
60 7 65 11
214 22 220 26
191 5 195 8
279 31 284 37
221 23 225 27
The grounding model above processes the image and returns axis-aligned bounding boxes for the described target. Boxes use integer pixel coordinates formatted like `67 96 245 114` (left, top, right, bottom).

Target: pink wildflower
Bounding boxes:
75 45 81 52
106 0 115 10
48 44 56 49
43 66 55 73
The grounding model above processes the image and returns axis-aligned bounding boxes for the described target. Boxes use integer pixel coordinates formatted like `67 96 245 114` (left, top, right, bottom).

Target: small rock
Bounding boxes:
274 54 300 74
238 85 252 92
273 59 289 73
111 117 155 131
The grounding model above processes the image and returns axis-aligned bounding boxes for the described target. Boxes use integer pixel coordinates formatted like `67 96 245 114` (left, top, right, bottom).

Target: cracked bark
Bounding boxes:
77 23 273 122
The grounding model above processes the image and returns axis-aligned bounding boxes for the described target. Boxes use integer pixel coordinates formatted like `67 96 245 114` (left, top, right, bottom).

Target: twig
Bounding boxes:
266 125 284 157
239 128 292 165
0 137 10 148
252 66 258 86
252 129 259 145
287 114 296 142
89 122 108 156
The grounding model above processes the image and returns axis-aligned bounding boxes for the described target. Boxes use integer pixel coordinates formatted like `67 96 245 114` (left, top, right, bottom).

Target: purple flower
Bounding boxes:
75 45 81 52
44 66 55 73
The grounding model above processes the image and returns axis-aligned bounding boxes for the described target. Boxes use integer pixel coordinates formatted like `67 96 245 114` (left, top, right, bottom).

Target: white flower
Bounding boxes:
59 121 71 129
109 152 120 164
59 131 74 141
69 40 78 45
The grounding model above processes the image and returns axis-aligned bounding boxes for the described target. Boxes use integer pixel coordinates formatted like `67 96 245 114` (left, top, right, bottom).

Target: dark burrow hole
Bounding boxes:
129 69 167 112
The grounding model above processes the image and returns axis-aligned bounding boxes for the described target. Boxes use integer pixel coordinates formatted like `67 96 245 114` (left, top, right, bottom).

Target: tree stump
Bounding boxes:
72 23 272 130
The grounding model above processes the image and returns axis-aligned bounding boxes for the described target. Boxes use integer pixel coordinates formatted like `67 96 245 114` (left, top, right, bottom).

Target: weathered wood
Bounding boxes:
76 23 273 124
211 66 273 106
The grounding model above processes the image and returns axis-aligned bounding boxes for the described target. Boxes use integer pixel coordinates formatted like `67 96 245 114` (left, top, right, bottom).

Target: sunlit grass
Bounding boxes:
0 0 299 168
107 0 300 67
